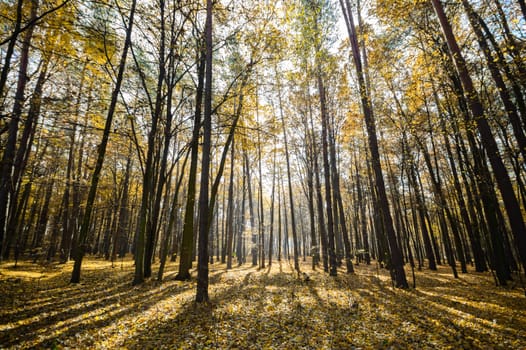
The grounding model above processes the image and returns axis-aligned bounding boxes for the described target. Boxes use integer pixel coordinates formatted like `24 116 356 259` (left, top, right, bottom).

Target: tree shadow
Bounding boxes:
0 259 201 348
2 258 525 349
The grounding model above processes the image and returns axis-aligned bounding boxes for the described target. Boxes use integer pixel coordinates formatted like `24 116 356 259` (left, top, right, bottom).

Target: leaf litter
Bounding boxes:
0 258 525 349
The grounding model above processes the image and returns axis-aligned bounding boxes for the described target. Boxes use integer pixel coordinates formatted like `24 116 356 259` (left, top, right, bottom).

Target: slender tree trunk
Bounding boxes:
431 0 526 275
257 117 265 269
268 147 277 267
462 0 526 162
196 0 213 302
314 149 329 272
158 150 189 281
69 98 90 260
418 138 461 276
237 164 247 265
113 152 132 262
305 96 322 272
245 152 257 266
47 208 63 261
226 138 235 270
33 178 54 249
354 152 371 265
13 180 31 263
282 180 290 261
138 0 168 281
221 189 227 264
4 57 49 260
438 110 486 272
340 0 408 287
277 168 282 262
304 128 317 269
329 120 354 273
472 11 526 128
491 0 526 90
276 72 300 272
175 50 205 281
207 80 248 256
0 0 23 102
71 0 136 283
59 64 85 263
406 151 437 270
317 73 338 277
0 0 39 259
422 111 467 273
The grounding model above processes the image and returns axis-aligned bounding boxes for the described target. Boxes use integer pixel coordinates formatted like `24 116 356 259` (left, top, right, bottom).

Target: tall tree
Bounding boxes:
226 137 235 270
340 0 408 287
175 49 206 281
0 0 39 260
277 67 301 273
70 0 137 283
195 0 213 303
430 0 526 276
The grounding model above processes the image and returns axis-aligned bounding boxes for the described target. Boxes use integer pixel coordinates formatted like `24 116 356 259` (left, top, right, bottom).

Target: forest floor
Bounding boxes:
0 257 525 349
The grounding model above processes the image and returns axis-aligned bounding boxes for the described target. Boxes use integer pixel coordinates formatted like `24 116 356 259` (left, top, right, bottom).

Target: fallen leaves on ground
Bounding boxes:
0 258 525 349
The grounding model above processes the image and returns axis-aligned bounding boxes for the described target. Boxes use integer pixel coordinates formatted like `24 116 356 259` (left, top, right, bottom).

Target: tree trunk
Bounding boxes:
462 0 526 162
314 147 329 272
33 178 55 249
257 114 265 269
4 57 49 260
195 0 213 303
431 0 526 276
136 0 168 281
71 0 136 283
406 152 437 270
329 118 354 273
0 0 24 101
175 50 205 281
244 152 257 266
226 138 235 270
0 0 39 260
59 65 85 263
276 69 300 272
277 168 282 262
340 0 408 287
268 147 277 267
158 149 189 281
317 73 338 277
304 118 318 269
237 164 247 265
114 152 132 262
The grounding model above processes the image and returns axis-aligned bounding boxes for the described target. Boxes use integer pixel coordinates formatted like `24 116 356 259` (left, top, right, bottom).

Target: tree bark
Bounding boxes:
196 0 213 303
71 0 136 283
0 0 24 103
0 0 39 260
431 0 526 276
340 0 408 287
462 0 526 162
276 68 300 273
175 50 205 281
317 73 338 277
268 147 277 267
226 138 235 270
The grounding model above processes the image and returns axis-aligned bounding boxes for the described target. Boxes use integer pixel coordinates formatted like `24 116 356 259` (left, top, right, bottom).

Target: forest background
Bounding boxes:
0 0 526 347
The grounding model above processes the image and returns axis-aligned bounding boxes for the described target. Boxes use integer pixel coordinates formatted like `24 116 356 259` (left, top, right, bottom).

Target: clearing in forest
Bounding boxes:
0 258 525 349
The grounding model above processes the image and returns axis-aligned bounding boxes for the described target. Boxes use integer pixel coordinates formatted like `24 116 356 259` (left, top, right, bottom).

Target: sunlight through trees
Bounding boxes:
1 0 526 346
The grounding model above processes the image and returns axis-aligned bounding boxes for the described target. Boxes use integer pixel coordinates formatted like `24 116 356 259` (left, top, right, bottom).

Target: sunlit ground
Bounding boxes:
0 256 525 349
